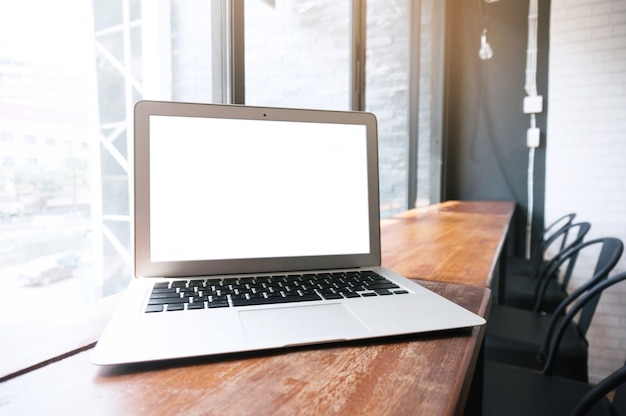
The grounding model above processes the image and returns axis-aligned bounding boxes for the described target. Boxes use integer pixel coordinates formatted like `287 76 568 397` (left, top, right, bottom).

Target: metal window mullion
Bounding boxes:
211 0 228 103
407 0 422 210
429 0 445 204
230 0 245 105
351 0 366 112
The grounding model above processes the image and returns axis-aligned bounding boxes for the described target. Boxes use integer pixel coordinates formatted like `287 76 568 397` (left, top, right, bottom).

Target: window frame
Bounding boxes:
228 0 443 210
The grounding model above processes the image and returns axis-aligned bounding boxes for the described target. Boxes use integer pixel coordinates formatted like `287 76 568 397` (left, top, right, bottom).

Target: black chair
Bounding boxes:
573 362 626 416
484 272 626 416
545 213 578 250
485 237 624 382
504 221 591 311
506 212 577 276
530 242 595 314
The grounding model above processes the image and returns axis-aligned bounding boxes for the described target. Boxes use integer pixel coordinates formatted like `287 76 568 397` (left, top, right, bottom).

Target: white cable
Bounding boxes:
525 0 539 259
525 0 538 98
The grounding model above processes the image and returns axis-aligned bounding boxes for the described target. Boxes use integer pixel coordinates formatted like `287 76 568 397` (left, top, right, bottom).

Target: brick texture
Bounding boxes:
546 0 626 383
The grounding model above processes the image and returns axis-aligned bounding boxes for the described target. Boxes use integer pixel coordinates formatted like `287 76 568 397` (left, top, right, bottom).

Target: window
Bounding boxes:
0 0 443 325
365 0 412 215
244 0 351 110
367 0 444 211
2 156 15 168
1 131 14 142
243 0 442 216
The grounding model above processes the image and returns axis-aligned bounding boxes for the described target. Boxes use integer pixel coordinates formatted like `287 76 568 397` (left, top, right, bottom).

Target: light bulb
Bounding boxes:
479 29 493 60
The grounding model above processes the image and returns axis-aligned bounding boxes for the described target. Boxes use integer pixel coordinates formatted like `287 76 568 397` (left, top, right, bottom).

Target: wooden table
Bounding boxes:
0 200 514 416
1 281 489 416
381 200 514 296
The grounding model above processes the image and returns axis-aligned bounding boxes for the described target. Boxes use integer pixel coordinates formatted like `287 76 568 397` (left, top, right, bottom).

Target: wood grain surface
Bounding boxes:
1 201 512 415
381 200 514 287
0 280 489 416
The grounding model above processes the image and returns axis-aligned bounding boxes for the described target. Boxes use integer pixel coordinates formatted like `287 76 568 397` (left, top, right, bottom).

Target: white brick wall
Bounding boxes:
547 0 626 383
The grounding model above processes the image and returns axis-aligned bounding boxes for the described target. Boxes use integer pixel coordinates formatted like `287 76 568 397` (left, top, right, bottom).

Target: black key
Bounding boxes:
148 297 186 305
188 302 205 310
249 283 266 291
152 286 176 293
267 293 284 299
231 293 322 307
282 284 297 292
153 282 170 289
150 292 180 299
361 292 378 297
278 293 323 303
249 292 266 299
203 289 218 297
231 297 273 307
167 304 185 311
231 293 247 301
394 290 409 295
208 300 230 308
266 282 283 291
321 293 343 300
366 283 400 290
220 290 234 297
146 304 164 313
341 292 361 298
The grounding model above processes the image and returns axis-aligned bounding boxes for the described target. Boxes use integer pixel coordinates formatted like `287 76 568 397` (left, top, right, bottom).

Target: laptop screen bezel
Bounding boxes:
133 100 381 278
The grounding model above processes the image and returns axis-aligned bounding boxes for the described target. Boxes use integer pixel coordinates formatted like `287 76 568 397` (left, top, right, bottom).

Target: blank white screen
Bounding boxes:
149 115 371 262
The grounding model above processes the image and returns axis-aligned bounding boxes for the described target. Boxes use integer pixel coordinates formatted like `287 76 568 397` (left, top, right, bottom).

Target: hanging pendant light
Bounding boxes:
479 0 497 60
479 28 494 60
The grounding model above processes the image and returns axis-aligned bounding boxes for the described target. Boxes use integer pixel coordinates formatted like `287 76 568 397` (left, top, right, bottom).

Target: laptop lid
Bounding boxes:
133 100 381 278
91 100 485 366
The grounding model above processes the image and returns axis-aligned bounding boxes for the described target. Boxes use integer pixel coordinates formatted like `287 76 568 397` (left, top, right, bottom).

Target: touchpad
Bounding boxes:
239 303 370 344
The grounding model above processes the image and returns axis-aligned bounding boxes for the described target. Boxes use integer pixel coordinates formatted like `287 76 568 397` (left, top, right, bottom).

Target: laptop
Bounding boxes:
91 100 485 366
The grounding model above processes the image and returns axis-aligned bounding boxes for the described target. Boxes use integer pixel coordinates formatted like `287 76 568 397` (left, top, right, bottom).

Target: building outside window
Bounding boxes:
0 0 441 325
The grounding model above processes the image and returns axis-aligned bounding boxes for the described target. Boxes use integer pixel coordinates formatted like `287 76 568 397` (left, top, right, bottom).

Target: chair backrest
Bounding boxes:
552 222 592 289
571 358 626 416
530 221 591 279
531 223 594 311
577 239 624 335
543 213 577 251
544 238 623 335
540 269 626 374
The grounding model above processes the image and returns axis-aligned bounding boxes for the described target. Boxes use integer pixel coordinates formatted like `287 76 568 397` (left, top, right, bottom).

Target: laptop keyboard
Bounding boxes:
145 270 409 313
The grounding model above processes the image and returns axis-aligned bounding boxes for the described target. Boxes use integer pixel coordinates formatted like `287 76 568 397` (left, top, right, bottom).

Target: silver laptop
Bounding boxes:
91 100 485 366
